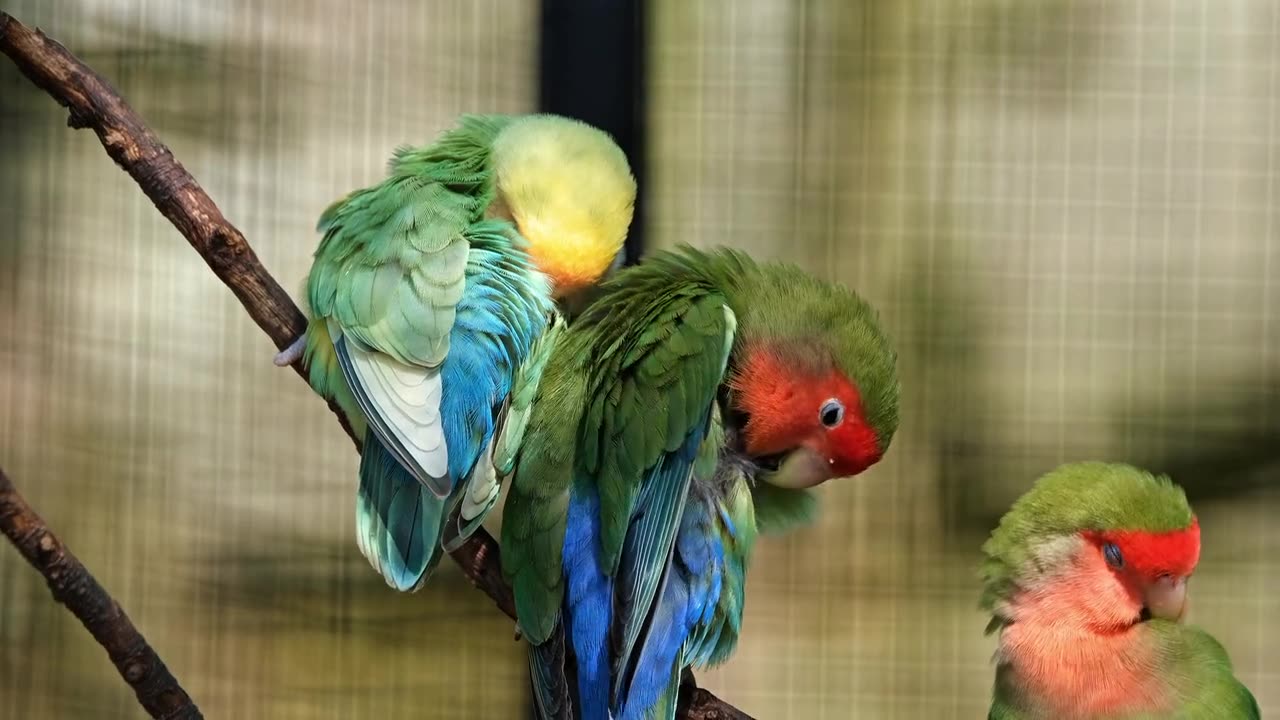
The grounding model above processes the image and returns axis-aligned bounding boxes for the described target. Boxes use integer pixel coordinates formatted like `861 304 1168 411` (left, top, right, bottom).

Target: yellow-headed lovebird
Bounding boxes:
499 245 901 720
981 462 1259 719
277 114 636 591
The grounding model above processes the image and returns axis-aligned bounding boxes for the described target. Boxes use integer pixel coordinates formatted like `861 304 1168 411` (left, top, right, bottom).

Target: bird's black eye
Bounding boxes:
1103 542 1124 569
819 399 844 428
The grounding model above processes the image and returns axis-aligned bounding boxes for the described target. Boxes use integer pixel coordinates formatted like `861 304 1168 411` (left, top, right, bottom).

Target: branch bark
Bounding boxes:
0 469 203 720
0 11 750 720
678 670 755 720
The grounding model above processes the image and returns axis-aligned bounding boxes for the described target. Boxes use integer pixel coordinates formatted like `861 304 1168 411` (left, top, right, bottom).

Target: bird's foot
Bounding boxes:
273 333 307 367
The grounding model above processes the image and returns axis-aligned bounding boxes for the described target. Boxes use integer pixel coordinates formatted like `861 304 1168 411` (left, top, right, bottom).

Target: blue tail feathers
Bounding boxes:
562 486 612 719
356 434 448 591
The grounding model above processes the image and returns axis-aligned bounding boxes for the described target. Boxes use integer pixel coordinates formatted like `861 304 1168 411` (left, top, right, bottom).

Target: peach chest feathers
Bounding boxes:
998 616 1170 719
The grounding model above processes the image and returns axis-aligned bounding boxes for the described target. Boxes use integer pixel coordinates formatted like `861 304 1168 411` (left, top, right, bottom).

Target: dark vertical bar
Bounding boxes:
539 0 648 265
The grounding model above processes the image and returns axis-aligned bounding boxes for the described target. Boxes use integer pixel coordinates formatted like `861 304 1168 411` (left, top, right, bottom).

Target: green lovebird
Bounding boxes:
499 245 900 720
277 114 636 591
981 462 1259 720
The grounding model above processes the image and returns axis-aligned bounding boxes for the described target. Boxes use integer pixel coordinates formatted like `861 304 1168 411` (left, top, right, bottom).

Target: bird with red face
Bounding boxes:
981 462 1259 720
500 245 900 720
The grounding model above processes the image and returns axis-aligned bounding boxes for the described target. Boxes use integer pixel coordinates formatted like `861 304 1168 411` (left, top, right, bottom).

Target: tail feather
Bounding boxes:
356 434 447 591
528 621 573 720
645 663 682 720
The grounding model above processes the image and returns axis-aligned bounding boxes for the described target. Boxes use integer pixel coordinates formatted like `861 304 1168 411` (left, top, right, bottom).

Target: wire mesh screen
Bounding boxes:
1 1 539 718
648 0 1278 717
0 1 1276 719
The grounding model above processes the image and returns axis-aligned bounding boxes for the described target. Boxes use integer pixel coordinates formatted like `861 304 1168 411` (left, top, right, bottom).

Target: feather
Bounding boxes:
354 435 445 591
302 114 642 601
611 426 701 706
334 325 450 497
562 486 612 719
528 620 573 720
984 463 1259 718
749 483 818 535
505 259 740 720
498 245 901 720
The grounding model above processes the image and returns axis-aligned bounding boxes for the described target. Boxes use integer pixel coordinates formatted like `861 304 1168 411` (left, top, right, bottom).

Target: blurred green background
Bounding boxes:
1 1 1276 718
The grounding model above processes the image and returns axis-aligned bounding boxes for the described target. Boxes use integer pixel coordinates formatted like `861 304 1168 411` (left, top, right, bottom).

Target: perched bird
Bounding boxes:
500 245 900 720
981 462 1259 720
276 114 636 591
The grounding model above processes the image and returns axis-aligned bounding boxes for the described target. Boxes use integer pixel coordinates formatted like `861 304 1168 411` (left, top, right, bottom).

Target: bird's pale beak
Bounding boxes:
763 447 832 489
1143 575 1189 621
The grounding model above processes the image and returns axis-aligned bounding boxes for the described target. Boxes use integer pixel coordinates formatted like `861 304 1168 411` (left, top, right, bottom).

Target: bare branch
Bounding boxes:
0 10 359 449
678 670 755 720
0 11 749 719
0 468 203 720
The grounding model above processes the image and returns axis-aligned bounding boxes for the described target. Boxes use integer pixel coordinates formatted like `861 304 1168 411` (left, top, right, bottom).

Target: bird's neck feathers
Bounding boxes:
489 118 634 299
993 535 1172 719
519 215 621 299
483 190 618 301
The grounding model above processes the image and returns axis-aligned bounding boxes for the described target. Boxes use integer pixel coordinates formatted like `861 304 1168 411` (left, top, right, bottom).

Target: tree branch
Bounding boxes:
0 11 750 719
0 468 203 720
678 670 755 720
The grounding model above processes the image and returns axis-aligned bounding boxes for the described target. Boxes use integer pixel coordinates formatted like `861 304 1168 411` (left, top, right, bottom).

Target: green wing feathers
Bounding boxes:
583 293 737 572
500 284 738 646
311 196 469 369
495 312 567 477
305 116 510 489
750 483 818 536
302 317 368 440
1165 625 1261 719
302 114 519 589
501 332 591 644
307 114 510 365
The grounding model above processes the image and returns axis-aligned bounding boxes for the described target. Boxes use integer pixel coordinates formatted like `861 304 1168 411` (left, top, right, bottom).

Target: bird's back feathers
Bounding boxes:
304 115 555 590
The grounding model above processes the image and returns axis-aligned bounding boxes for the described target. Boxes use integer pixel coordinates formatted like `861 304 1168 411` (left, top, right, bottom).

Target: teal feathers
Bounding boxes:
297 114 634 591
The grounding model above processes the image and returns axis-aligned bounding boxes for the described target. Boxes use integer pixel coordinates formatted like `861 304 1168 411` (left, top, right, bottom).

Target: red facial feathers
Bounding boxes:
730 345 882 476
1085 518 1201 581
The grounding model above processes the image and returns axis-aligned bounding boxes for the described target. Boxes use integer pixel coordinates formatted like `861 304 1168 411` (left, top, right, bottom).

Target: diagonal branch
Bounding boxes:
0 11 750 720
0 468 203 720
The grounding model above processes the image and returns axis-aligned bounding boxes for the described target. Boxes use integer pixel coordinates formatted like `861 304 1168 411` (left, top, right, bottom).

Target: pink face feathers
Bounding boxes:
1084 520 1201 623
995 522 1201 718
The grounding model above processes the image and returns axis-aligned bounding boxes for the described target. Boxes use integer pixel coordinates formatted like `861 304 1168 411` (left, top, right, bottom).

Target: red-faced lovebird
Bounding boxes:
279 114 636 591
981 462 1259 719
500 245 901 720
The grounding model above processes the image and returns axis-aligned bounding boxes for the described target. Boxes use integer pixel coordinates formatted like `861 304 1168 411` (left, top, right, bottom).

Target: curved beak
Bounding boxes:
1143 575 1189 621
761 447 833 489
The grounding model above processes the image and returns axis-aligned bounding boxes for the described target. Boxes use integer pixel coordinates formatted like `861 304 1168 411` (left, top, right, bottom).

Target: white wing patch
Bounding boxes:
331 319 451 497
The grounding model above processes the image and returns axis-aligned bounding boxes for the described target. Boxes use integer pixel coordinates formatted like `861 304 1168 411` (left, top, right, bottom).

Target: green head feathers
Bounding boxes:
729 260 901 451
980 461 1195 615
600 244 900 452
574 243 899 480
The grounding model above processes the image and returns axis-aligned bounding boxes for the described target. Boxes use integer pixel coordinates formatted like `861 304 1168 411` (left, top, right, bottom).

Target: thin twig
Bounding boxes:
0 11 749 719
0 468 203 720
